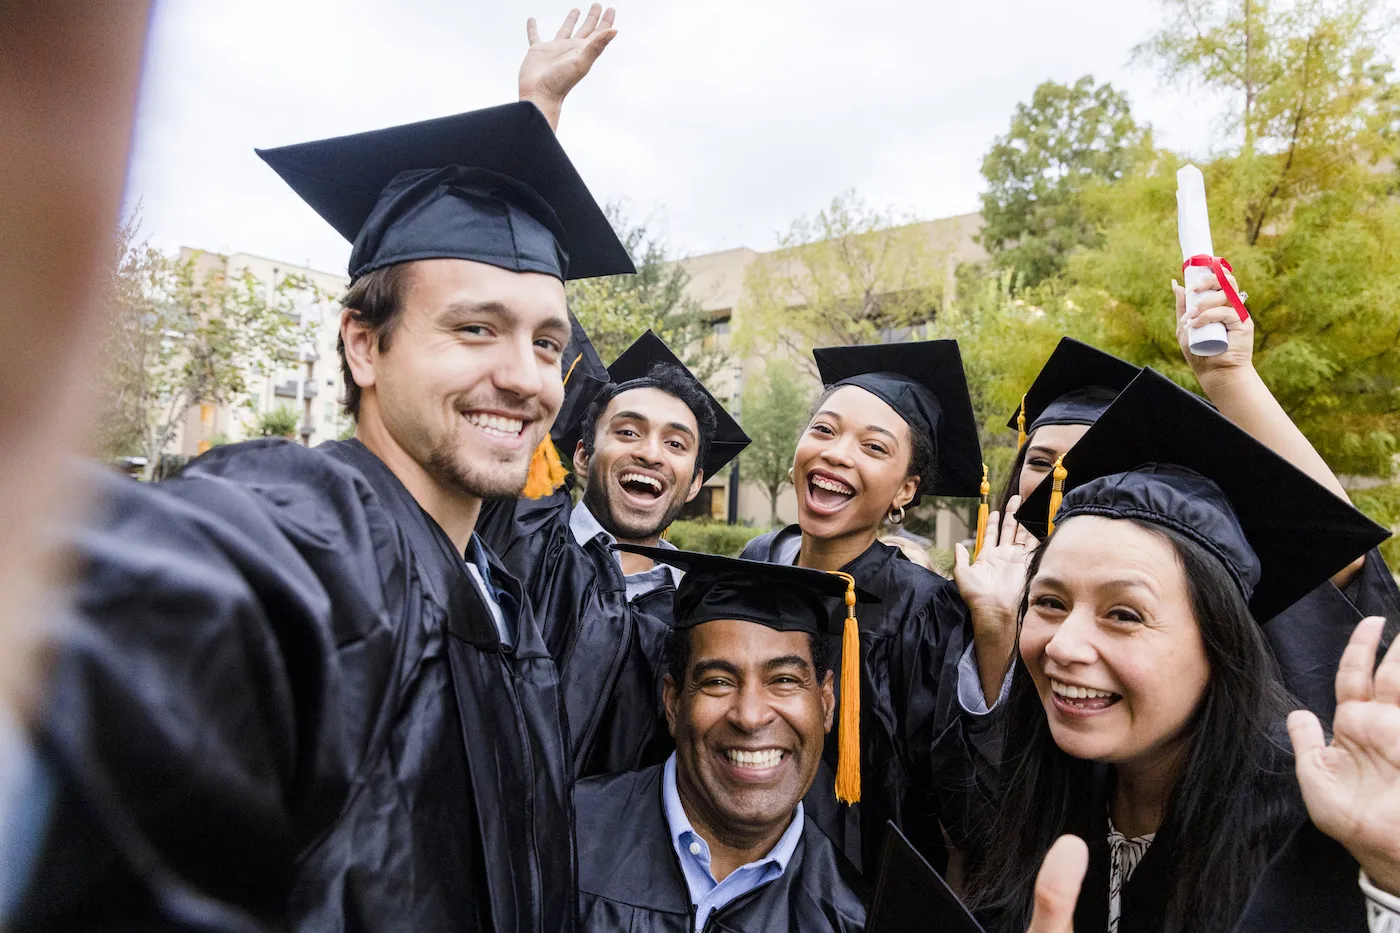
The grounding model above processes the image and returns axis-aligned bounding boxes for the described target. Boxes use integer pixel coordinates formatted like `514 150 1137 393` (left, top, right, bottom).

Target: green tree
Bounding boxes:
739 360 815 525
567 203 727 383
979 76 1149 290
96 220 315 477
735 192 948 380
257 405 301 438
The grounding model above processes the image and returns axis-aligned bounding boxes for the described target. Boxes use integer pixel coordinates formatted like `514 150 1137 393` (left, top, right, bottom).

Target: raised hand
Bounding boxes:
519 5 617 131
1288 616 1400 897
1027 835 1088 933
1172 272 1254 392
954 495 1035 705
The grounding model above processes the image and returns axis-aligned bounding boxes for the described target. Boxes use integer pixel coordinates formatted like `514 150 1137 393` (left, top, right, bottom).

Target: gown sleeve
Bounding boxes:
14 444 406 931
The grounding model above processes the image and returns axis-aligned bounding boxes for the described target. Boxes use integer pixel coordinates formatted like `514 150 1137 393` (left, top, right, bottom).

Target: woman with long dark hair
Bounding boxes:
958 369 1389 932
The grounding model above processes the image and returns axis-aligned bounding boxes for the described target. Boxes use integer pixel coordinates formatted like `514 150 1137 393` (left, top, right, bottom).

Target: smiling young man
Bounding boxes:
480 331 750 778
574 547 868 932
11 43 634 932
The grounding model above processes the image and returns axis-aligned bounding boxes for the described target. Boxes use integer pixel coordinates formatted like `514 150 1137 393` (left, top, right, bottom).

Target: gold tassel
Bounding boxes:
973 464 990 560
830 570 861 805
1047 454 1067 535
1016 394 1028 450
522 438 568 499
521 351 587 500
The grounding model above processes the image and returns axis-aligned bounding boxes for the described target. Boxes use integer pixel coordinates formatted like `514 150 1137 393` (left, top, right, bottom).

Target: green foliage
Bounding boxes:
568 203 727 384
979 76 1150 289
337 421 357 441
665 520 760 556
739 360 815 524
735 192 947 380
96 217 316 477
1351 482 1400 567
257 405 301 438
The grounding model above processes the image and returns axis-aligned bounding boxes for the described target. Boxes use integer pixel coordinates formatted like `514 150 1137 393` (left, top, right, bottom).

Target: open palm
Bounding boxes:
954 495 1034 635
519 5 617 117
1289 616 1400 895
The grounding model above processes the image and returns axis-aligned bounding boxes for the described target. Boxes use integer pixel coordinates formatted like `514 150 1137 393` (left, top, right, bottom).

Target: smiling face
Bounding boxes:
664 619 834 842
1019 515 1211 770
792 386 920 542
575 386 705 541
1016 423 1091 501
345 258 568 502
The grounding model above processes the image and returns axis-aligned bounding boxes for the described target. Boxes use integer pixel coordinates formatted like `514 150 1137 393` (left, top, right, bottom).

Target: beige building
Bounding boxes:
170 249 350 458
674 212 987 549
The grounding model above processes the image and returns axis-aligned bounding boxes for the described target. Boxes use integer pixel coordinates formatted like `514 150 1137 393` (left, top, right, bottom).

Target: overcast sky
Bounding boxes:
123 0 1387 276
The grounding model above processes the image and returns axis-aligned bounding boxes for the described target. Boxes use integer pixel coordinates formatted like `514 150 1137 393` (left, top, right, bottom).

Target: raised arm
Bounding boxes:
1173 276 1366 587
518 5 618 131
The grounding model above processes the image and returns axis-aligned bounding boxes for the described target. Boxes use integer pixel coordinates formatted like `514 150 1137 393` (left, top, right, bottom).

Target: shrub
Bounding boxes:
665 520 762 556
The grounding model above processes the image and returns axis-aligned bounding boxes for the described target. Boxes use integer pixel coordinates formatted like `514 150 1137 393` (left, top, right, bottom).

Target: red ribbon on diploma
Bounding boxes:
1183 255 1249 322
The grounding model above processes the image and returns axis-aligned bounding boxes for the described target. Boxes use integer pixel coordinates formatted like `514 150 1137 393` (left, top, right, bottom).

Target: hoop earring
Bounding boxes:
787 466 795 484
887 505 905 525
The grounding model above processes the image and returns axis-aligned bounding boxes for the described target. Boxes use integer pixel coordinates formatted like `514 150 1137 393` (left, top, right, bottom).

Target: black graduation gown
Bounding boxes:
1263 547 1400 726
479 492 674 778
14 438 573 933
740 527 969 878
575 765 868 933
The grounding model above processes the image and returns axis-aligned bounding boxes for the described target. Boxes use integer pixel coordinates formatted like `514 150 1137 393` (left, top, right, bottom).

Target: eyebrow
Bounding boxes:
813 409 899 444
611 410 696 439
691 658 741 681
1034 573 1157 593
439 299 570 339
1027 444 1060 457
762 655 813 674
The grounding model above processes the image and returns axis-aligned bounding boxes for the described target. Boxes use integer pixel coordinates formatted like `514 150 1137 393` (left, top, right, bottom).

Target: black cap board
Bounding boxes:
256 102 635 282
551 312 611 449
560 330 750 479
813 340 983 499
868 822 987 933
1019 368 1390 621
614 544 878 634
1008 337 1141 436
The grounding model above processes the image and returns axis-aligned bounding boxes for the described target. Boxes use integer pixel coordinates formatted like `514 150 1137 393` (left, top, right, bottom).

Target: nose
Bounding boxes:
819 433 856 468
634 430 665 466
491 331 546 401
1043 606 1098 668
726 680 777 734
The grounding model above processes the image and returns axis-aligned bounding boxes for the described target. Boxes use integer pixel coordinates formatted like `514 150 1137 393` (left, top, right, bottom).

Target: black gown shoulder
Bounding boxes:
15 439 572 933
576 765 867 933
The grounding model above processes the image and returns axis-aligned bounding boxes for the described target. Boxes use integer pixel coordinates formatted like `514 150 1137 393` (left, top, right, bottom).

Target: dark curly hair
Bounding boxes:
579 362 717 481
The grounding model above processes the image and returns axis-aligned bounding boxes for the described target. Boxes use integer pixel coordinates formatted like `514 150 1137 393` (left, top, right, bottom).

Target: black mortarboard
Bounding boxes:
1020 369 1390 621
869 822 987 933
614 544 877 634
552 311 610 448
561 331 751 479
813 341 983 498
618 543 876 805
1008 338 1141 444
256 102 634 282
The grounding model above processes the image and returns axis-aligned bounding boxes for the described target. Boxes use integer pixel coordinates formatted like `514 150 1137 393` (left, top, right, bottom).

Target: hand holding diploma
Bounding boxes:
1176 165 1247 357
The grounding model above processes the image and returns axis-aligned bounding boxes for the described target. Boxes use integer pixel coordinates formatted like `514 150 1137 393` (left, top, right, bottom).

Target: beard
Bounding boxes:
424 413 548 501
582 462 690 541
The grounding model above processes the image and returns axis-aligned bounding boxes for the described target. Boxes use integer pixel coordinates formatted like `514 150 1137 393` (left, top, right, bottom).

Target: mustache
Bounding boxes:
452 394 551 422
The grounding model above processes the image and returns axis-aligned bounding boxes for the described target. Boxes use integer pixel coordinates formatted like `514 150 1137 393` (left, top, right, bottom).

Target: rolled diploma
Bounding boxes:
1176 165 1228 356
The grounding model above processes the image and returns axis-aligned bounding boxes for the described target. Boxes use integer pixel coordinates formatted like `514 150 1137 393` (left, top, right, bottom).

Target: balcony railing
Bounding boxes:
273 379 319 399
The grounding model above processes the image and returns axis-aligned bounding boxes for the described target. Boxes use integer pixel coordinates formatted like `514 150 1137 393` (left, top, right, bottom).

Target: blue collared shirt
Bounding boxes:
568 500 681 603
661 753 804 931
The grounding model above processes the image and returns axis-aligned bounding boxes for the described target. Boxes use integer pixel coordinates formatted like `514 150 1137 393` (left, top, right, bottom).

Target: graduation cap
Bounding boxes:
616 544 878 806
812 341 983 499
559 330 751 480
868 822 987 933
1019 369 1390 621
1007 338 1141 448
256 101 634 282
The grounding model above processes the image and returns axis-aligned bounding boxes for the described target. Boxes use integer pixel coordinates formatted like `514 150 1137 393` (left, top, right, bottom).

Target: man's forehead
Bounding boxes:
606 385 699 428
402 257 567 317
690 618 813 664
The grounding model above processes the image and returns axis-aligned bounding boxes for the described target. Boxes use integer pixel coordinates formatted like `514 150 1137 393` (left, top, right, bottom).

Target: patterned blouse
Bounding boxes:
1106 818 1154 933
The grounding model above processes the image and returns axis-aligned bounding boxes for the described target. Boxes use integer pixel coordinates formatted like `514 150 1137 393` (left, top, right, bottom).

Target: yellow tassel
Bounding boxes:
1047 454 1067 535
522 437 568 499
1016 394 1028 450
973 464 990 561
830 570 861 805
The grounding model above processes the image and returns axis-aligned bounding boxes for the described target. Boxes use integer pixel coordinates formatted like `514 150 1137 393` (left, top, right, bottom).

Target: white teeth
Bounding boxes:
726 748 784 768
811 476 854 495
467 413 524 437
1051 679 1115 700
620 472 663 491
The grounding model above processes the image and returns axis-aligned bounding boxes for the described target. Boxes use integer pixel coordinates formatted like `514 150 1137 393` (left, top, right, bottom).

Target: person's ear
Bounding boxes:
572 440 590 477
684 467 705 503
341 308 377 395
663 673 680 738
891 474 919 512
820 669 836 733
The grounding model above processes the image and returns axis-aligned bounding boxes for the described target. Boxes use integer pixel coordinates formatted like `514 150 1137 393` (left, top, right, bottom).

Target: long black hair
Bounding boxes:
963 519 1300 933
